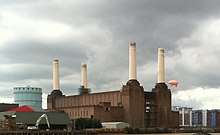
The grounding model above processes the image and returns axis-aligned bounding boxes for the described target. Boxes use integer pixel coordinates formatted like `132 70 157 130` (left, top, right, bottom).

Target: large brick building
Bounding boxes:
47 43 179 128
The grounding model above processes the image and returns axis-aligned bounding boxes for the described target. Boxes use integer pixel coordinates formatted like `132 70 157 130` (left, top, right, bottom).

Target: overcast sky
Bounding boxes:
1 0 220 109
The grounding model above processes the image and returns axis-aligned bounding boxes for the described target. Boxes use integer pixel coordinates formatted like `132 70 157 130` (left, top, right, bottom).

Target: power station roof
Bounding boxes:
0 111 70 127
7 105 35 112
15 112 70 125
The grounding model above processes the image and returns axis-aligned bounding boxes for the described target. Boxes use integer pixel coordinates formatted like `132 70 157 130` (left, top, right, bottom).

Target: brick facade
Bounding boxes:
47 81 178 128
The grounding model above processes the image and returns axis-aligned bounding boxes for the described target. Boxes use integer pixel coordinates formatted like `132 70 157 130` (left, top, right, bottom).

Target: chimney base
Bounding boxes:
51 90 63 96
153 83 168 91
152 82 172 127
78 86 91 95
51 90 63 109
126 79 140 86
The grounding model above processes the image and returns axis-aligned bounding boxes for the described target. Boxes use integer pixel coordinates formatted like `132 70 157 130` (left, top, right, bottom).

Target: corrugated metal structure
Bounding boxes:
13 86 43 111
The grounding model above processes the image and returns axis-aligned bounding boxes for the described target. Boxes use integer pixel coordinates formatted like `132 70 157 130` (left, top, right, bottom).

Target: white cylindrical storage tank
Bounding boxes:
13 86 43 111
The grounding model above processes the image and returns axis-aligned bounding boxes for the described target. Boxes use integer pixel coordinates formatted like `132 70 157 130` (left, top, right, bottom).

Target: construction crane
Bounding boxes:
27 114 50 130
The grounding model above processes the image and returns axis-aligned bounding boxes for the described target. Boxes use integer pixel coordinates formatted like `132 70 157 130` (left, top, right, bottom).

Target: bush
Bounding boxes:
133 128 140 133
75 118 102 130
124 127 133 134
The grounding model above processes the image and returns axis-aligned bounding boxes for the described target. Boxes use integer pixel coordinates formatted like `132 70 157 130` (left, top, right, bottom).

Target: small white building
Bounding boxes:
102 122 129 129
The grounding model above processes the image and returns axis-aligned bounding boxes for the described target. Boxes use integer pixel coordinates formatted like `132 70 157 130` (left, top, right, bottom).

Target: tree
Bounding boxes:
75 118 102 130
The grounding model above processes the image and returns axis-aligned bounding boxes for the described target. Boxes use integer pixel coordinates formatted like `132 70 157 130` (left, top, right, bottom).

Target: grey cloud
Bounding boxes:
1 41 88 64
1 0 220 109
0 90 13 98
172 98 203 109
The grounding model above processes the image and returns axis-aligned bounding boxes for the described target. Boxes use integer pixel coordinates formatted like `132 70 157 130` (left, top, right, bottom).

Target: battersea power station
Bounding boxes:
47 42 179 128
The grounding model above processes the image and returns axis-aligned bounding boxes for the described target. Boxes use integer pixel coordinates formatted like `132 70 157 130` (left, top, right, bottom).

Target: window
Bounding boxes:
118 102 122 107
105 107 110 111
146 102 150 105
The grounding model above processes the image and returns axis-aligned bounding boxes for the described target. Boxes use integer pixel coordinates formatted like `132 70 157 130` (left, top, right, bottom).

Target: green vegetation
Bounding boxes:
124 127 170 134
75 118 102 130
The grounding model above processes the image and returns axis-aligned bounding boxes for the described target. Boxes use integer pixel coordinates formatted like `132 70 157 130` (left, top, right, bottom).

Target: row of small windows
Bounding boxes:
66 110 89 118
56 98 122 108
14 88 42 91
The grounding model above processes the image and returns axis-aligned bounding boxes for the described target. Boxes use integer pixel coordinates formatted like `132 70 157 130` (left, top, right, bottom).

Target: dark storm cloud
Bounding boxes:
5 0 220 64
1 41 88 65
0 39 89 83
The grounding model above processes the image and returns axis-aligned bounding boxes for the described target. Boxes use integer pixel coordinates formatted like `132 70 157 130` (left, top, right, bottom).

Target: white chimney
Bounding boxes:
129 42 137 80
53 60 60 90
158 48 165 83
81 64 87 88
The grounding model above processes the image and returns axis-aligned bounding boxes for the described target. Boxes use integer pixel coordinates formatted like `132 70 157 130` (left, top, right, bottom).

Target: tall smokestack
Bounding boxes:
53 60 60 90
81 64 87 88
129 42 137 80
158 48 165 83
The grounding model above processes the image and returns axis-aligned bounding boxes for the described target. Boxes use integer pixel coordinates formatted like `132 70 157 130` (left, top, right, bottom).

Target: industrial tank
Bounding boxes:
13 86 44 111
